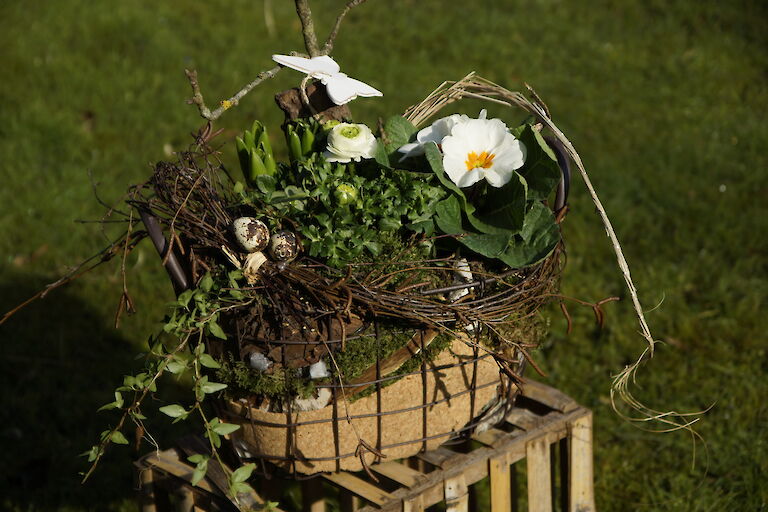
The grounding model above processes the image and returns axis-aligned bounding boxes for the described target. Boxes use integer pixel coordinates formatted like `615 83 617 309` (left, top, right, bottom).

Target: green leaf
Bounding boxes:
498 203 560 267
256 174 277 194
230 481 254 497
199 353 221 369
373 140 392 169
230 463 256 484
191 459 208 486
517 125 562 201
188 454 207 464
159 404 187 418
383 116 417 154
425 143 467 205
434 196 464 235
199 273 213 293
167 359 187 374
207 320 227 340
473 172 528 234
201 381 228 394
177 289 194 309
461 232 513 259
110 431 129 445
212 422 241 435
233 181 244 195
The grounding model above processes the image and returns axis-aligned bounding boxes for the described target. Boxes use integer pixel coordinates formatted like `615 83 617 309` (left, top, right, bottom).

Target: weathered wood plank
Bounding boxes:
526 437 552 512
522 380 578 413
472 427 509 448
137 466 157 512
403 495 425 512
568 412 596 512
417 447 462 469
323 471 392 506
444 474 469 512
505 407 542 431
370 461 426 488
489 455 512 512
302 477 326 512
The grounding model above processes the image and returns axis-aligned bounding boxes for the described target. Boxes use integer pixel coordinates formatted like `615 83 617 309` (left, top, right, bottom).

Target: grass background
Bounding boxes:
1 0 766 510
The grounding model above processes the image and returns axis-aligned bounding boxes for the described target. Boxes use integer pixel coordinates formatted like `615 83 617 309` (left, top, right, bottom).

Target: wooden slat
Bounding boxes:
370 461 425 488
403 495 425 512
505 407 542 430
340 491 361 512
489 456 512 512
472 427 509 447
137 466 157 512
177 487 195 512
568 412 596 512
323 471 393 506
526 437 553 512
444 474 469 512
142 451 217 495
417 447 461 468
522 380 578 413
302 477 326 512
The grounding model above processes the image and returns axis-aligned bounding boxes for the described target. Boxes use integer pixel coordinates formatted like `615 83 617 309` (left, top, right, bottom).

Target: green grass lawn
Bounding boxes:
1 0 766 510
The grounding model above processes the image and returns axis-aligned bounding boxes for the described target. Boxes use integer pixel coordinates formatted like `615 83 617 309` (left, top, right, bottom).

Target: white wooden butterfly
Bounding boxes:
272 54 383 106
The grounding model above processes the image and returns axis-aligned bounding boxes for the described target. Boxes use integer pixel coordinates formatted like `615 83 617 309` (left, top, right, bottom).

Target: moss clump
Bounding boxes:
216 355 315 401
331 323 417 382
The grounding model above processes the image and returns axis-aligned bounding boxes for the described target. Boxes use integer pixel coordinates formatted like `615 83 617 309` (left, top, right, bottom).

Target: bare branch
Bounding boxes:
184 69 212 119
185 66 282 122
322 0 368 55
295 0 321 57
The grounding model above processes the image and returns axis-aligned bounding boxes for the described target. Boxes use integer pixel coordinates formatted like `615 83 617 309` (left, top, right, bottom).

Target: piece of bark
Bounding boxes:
275 81 352 122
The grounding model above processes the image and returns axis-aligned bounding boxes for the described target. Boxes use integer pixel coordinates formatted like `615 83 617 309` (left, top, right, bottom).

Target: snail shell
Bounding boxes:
269 230 299 262
232 217 269 253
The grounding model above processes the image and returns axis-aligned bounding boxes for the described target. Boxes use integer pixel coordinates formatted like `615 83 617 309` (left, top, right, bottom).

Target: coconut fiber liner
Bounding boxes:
222 334 511 474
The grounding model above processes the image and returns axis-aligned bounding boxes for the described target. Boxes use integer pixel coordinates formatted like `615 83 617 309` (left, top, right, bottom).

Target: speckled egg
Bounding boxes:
269 230 299 262
232 217 269 253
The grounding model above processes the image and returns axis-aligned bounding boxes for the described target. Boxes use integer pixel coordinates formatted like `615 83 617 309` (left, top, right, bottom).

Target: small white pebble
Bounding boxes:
309 360 329 379
248 352 272 372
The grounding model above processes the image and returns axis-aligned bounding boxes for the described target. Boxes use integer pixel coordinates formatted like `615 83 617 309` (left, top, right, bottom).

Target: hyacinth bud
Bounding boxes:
334 183 358 205
237 120 276 186
284 124 303 162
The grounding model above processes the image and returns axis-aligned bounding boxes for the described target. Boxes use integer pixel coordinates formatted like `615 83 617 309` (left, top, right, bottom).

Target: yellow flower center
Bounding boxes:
465 151 495 171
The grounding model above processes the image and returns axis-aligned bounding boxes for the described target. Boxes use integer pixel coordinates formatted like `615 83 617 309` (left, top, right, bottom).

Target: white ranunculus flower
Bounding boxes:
441 116 526 188
324 123 378 163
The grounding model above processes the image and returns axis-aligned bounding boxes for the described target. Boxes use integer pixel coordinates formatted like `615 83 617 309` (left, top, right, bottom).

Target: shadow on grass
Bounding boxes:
0 273 155 510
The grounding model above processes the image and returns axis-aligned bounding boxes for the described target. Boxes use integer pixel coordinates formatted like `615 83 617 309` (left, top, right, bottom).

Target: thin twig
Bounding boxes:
185 66 282 122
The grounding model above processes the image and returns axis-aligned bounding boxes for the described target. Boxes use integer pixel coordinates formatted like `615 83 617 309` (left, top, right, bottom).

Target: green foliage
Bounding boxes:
239 142 446 266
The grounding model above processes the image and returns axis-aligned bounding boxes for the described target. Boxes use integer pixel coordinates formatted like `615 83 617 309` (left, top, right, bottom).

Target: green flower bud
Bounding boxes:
334 183 358 205
288 131 303 162
257 128 272 157
248 150 269 183
301 128 315 155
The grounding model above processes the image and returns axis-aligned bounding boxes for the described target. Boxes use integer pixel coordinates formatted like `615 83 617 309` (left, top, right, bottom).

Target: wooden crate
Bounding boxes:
136 380 595 512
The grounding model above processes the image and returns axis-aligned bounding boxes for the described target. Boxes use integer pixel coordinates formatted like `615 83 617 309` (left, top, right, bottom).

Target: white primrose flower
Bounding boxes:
324 123 378 163
441 115 526 188
398 113 473 160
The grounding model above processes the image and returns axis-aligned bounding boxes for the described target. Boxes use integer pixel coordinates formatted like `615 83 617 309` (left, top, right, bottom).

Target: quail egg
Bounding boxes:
232 217 269 253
